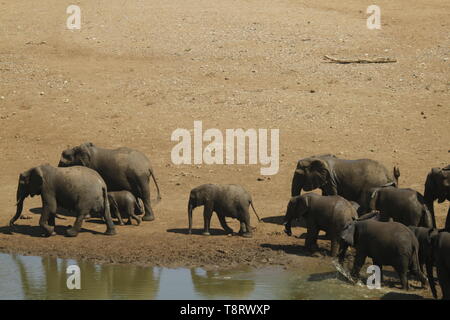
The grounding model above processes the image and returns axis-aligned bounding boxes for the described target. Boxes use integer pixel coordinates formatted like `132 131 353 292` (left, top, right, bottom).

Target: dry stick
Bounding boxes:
323 55 397 64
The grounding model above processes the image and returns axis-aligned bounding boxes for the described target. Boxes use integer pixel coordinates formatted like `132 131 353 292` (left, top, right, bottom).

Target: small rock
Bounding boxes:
39 91 45 96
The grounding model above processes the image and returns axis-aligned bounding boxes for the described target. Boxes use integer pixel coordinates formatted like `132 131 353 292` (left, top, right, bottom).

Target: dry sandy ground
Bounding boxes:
0 0 449 298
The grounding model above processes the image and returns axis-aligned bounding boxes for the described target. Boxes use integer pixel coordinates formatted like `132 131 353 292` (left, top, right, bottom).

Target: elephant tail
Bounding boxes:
410 240 428 288
250 201 261 223
149 168 162 204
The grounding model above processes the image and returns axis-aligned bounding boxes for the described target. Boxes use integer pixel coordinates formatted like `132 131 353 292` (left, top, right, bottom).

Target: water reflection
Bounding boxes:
0 253 416 300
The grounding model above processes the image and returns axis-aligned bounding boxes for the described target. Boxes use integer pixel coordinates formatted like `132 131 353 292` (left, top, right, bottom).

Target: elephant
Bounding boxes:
9 164 116 237
108 191 143 226
424 165 450 229
338 219 427 290
58 142 161 222
290 154 400 213
430 231 450 300
364 186 433 228
283 193 357 257
408 226 439 298
187 184 261 238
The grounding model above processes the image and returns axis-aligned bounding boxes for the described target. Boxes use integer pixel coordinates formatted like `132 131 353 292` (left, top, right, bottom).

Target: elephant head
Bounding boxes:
58 142 95 168
283 195 310 236
187 187 210 234
10 166 45 227
291 155 333 196
424 166 450 227
340 221 357 247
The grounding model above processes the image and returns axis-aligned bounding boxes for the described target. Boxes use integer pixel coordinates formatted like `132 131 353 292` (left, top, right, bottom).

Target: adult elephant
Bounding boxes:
9 164 116 237
424 165 450 229
58 142 161 221
291 154 400 213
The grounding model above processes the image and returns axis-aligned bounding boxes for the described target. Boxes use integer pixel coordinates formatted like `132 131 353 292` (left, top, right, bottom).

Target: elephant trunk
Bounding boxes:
10 182 28 227
291 172 303 197
283 202 295 236
188 201 194 234
424 174 437 228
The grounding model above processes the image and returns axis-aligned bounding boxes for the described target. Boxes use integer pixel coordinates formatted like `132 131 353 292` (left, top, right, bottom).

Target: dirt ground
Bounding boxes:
0 0 448 298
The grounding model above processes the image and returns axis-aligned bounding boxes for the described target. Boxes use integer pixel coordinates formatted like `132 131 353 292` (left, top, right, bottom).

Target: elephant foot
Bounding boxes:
242 232 253 238
202 231 211 236
142 214 155 221
104 228 117 236
66 228 79 237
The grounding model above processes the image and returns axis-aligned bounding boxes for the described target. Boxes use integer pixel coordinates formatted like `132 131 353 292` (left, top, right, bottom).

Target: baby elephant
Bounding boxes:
188 184 260 238
108 191 143 226
339 219 428 290
283 193 357 257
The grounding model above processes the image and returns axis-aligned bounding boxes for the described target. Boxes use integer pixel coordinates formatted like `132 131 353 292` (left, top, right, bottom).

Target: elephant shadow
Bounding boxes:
29 207 77 218
167 228 231 236
260 243 312 257
0 224 104 237
380 292 426 300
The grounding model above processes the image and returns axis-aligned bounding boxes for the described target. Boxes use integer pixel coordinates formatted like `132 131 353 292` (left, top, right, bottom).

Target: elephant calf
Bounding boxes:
108 191 143 226
284 193 357 257
10 164 116 237
339 219 427 290
188 184 260 238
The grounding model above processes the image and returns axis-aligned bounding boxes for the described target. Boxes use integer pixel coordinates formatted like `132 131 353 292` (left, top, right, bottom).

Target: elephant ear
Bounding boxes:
424 169 438 202
74 144 92 167
341 221 356 247
28 167 44 196
297 195 310 217
308 159 329 188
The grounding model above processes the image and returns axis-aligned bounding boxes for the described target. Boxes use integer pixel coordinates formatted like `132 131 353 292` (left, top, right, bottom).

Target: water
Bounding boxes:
0 253 414 300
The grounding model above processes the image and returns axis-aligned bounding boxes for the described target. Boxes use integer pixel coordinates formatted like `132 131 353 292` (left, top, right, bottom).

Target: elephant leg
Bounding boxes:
305 226 319 253
202 205 213 236
445 206 450 232
127 202 141 226
140 178 155 221
239 210 253 238
393 262 409 290
218 215 233 235
114 208 125 226
330 237 339 257
66 211 87 237
351 252 367 279
39 199 56 237
436 261 450 300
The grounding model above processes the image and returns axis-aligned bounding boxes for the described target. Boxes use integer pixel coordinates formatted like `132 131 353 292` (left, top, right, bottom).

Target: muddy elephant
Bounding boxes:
188 184 260 238
9 164 116 237
339 219 427 290
283 193 357 257
365 186 433 228
58 142 161 222
290 154 400 213
424 165 450 229
108 191 143 226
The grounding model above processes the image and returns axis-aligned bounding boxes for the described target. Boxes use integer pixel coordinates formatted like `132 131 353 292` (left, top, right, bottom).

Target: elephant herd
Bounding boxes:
7 144 450 299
